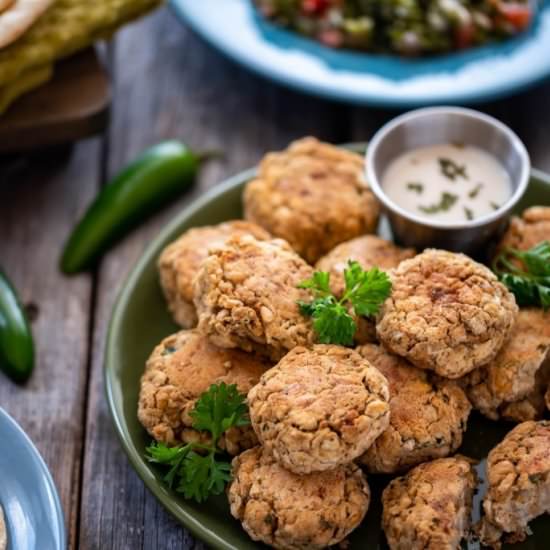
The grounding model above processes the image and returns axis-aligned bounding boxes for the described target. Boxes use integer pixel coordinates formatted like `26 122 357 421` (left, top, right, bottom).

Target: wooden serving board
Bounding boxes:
0 47 110 153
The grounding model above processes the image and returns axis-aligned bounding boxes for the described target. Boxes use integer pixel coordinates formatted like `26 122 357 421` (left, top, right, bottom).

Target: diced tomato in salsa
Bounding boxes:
497 3 532 31
455 23 475 49
302 0 331 16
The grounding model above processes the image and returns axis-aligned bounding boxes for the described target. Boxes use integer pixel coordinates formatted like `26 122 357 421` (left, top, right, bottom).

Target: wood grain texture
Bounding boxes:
480 83 550 172
0 140 101 549
78 8 348 549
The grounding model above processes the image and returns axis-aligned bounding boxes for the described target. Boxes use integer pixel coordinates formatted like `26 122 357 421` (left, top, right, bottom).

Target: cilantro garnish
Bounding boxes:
439 157 469 181
493 241 550 310
146 382 249 502
298 261 392 346
418 192 458 214
468 183 483 199
407 182 424 194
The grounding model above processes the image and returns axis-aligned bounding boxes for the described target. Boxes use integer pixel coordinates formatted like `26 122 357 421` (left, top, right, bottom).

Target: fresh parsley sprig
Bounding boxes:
493 240 550 310
298 261 392 346
146 382 249 502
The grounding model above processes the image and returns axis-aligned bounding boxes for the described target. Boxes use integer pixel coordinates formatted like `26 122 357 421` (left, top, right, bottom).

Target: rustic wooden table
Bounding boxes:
1 7 549 549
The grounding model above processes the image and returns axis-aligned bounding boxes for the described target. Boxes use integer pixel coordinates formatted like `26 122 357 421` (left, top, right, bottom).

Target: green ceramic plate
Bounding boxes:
105 144 550 550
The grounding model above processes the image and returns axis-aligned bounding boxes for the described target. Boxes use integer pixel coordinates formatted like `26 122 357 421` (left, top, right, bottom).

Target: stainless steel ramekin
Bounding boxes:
366 107 530 254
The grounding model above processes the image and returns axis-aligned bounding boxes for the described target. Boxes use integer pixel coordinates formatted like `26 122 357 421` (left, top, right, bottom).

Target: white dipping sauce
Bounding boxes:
382 144 512 223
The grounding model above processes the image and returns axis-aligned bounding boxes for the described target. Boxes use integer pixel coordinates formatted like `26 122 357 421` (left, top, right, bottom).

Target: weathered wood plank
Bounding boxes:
0 140 101 549
481 82 550 172
78 7 351 549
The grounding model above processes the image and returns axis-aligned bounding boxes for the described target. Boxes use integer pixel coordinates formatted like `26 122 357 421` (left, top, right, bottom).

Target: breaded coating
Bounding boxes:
228 446 370 550
382 457 477 550
499 363 549 422
497 206 550 252
478 421 550 548
194 234 316 361
248 345 390 474
356 344 471 474
376 249 518 378
462 309 550 421
243 137 380 264
316 236 415 344
158 221 270 328
316 235 415 297
137 330 270 455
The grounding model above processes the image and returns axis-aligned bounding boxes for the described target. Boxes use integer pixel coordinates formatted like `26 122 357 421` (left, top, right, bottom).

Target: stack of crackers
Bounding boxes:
0 0 162 114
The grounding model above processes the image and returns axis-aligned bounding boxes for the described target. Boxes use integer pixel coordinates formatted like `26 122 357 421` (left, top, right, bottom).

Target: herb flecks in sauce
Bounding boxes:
468 183 484 199
490 201 501 210
419 192 458 214
383 144 512 223
439 157 469 181
407 182 424 194
464 207 474 221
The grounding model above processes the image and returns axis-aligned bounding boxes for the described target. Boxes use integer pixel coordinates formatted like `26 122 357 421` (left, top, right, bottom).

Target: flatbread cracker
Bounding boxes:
0 0 162 88
0 0 15 14
0 504 7 550
0 61 51 112
0 0 55 49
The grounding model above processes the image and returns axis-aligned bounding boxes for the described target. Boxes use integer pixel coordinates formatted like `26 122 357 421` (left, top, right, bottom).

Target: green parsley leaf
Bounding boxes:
344 265 393 317
298 262 392 346
146 441 186 464
493 240 550 310
146 442 191 488
298 271 331 296
178 451 231 503
297 299 317 316
190 382 250 443
145 383 248 502
520 241 550 275
312 299 356 346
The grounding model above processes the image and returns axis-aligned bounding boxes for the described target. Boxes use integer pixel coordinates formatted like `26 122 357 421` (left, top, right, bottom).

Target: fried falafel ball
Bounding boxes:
137 330 271 455
228 446 370 550
497 206 550 252
158 221 270 328
248 345 390 474
478 421 550 548
461 308 550 421
382 456 477 550
243 137 380 264
316 235 415 344
376 249 518 379
356 344 471 474
193 234 316 361
499 362 550 422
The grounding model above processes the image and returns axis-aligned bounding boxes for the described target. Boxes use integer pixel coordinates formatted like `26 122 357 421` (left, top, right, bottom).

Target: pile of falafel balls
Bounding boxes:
137 137 550 550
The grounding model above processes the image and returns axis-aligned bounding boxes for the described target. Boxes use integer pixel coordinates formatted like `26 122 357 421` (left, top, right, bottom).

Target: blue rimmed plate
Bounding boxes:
170 0 550 107
0 408 65 550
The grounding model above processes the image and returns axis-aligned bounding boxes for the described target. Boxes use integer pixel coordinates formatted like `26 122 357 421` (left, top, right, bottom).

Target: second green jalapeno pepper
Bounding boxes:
0 269 35 383
61 140 205 274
